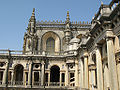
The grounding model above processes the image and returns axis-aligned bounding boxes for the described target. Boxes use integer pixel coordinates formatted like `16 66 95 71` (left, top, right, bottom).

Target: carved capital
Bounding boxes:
105 36 114 41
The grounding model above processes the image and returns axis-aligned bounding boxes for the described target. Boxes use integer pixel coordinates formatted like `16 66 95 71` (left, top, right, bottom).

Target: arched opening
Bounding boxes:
50 65 60 82
14 64 24 82
46 37 55 54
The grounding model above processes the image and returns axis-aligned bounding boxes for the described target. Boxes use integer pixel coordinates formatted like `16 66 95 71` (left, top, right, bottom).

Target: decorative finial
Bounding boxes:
66 11 70 23
67 11 69 18
32 8 35 16
100 0 103 5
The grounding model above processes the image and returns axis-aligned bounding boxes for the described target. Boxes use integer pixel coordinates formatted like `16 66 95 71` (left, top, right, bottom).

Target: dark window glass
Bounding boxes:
34 72 39 81
0 71 3 81
26 72 28 81
46 37 55 54
119 36 120 46
70 73 74 82
62 73 65 82
45 73 48 82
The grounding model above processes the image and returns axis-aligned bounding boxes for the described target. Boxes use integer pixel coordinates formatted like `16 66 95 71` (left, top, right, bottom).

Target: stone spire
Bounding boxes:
32 8 35 16
30 8 36 22
64 11 72 44
65 11 71 29
27 8 36 34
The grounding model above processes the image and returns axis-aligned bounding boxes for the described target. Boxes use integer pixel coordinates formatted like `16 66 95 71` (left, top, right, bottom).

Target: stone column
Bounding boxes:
11 71 14 85
106 37 118 90
39 71 41 86
91 69 96 90
32 71 34 86
28 61 33 88
2 61 9 87
41 62 45 86
104 63 110 90
83 56 89 89
48 72 50 86
96 45 104 90
117 61 120 90
65 64 69 86
75 61 79 86
80 59 84 88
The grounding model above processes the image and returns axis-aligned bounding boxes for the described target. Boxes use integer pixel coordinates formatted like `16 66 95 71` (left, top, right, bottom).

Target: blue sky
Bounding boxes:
0 0 111 50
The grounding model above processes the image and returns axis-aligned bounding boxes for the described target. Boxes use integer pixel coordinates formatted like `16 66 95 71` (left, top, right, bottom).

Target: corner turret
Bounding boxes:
64 11 72 44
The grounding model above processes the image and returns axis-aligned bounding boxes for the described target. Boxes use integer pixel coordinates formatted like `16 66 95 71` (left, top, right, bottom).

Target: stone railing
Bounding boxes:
45 82 65 86
36 20 91 29
37 20 90 25
14 81 23 85
8 81 12 85
0 49 23 55
0 49 64 56
33 81 41 86
49 82 60 86
70 81 75 87
61 82 65 86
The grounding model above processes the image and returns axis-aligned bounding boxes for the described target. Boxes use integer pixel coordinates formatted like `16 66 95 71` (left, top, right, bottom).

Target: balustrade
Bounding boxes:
33 81 41 86
14 81 23 85
70 81 75 87
49 82 60 86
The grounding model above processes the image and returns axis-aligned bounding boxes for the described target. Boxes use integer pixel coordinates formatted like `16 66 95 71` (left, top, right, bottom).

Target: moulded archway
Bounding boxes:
50 65 60 82
41 31 61 54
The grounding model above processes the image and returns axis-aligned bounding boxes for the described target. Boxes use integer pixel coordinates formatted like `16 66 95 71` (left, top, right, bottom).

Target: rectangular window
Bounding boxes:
34 72 39 82
70 73 74 82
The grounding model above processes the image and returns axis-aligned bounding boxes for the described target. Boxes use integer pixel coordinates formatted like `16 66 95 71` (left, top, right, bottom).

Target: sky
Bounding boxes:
0 0 111 50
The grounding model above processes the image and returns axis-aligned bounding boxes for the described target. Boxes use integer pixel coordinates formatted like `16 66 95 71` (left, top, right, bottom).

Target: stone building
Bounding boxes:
0 0 120 90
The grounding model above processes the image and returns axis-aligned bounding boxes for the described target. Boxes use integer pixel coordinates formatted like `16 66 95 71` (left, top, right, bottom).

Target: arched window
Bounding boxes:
46 37 55 54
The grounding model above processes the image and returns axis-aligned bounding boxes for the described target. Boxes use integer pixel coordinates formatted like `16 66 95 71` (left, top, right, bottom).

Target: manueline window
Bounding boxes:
46 37 55 54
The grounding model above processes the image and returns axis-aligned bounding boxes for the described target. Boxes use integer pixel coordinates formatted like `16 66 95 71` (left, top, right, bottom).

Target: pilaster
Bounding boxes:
80 59 84 88
75 60 79 86
2 61 9 87
106 37 119 90
65 64 69 86
83 55 89 89
95 44 104 90
27 61 33 88
41 62 45 86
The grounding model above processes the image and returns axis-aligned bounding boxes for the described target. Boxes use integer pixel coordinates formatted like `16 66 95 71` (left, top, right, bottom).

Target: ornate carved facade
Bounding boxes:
0 0 120 90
